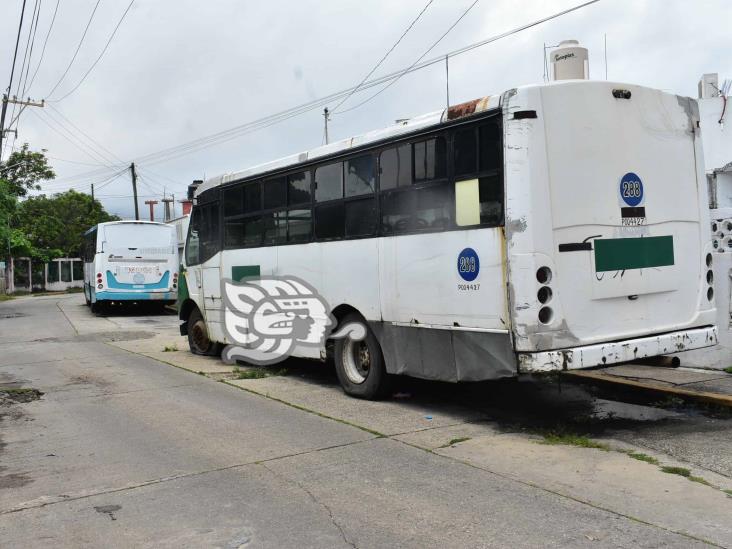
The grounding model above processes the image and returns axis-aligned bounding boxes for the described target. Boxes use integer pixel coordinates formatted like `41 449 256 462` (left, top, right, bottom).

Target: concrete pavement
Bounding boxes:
0 294 730 547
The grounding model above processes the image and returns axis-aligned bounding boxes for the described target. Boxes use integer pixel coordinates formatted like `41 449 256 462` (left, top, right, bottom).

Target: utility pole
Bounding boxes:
130 162 139 220
161 196 174 222
0 96 44 160
445 55 450 110
91 183 94 202
323 107 330 145
144 200 158 221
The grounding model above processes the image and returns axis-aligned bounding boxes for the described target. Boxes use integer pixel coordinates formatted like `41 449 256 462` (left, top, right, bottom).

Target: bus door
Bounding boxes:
187 202 224 338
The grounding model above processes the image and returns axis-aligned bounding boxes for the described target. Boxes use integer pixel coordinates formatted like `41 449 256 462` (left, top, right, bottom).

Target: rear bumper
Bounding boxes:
517 326 718 373
95 290 176 302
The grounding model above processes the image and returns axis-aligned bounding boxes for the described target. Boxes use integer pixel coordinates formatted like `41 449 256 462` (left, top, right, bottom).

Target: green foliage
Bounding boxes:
0 143 55 197
627 452 660 465
16 189 119 259
724 367 732 374
541 432 609 450
660 466 691 477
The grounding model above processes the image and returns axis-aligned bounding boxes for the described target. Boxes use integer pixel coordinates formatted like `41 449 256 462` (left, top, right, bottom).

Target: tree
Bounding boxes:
0 143 55 197
0 179 33 258
17 190 119 259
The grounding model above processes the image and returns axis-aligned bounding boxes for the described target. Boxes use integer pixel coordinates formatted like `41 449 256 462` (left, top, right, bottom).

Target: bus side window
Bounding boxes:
413 137 446 182
345 155 375 197
199 203 221 262
379 144 411 191
315 162 343 202
454 176 503 227
185 208 202 265
454 128 478 177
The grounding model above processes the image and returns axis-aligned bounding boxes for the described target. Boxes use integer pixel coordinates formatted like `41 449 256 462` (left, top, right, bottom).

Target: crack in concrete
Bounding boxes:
260 462 357 549
0 438 376 517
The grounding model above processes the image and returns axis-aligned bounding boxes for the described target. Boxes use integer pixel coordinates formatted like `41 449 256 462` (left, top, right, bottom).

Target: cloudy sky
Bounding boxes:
1 0 730 219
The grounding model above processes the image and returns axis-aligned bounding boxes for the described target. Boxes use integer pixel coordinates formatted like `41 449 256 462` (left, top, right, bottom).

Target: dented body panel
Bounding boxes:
518 326 718 373
503 81 716 365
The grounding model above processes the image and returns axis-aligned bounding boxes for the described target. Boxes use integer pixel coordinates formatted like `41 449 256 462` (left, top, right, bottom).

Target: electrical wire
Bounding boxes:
335 0 480 115
47 103 123 164
50 0 135 103
44 0 102 99
2 0 38 159
331 0 435 114
20 0 43 98
4 0 28 97
29 109 118 169
26 0 61 93
43 0 602 179
43 108 119 168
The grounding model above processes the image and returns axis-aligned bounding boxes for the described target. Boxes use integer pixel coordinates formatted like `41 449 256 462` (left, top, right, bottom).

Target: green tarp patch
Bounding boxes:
594 236 674 272
232 265 261 281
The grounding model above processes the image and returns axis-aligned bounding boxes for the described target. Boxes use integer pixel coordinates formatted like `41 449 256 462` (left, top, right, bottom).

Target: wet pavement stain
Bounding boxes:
94 504 122 521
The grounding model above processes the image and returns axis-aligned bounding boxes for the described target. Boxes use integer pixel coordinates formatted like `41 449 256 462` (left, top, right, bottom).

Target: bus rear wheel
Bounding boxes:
188 307 219 356
333 314 390 400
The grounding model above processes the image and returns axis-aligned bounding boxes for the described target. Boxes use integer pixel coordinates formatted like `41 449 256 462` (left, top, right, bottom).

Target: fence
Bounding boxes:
3 257 84 294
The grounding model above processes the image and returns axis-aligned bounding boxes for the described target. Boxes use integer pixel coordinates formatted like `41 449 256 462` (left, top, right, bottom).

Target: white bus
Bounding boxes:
83 221 179 312
179 80 717 399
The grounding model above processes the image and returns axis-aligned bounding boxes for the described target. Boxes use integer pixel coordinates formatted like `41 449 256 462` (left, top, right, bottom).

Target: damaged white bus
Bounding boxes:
179 79 717 399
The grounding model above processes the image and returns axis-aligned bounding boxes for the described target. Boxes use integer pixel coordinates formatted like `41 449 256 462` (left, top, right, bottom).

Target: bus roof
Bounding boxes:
195 92 504 197
84 220 173 236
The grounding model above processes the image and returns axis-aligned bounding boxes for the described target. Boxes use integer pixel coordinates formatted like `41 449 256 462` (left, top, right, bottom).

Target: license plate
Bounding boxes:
123 266 156 274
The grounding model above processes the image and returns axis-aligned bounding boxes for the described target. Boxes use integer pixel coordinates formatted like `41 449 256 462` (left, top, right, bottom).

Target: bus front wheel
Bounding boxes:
333 314 390 400
187 307 219 356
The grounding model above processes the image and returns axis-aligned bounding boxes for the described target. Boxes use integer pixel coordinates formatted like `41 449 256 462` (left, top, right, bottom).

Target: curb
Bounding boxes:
563 369 732 408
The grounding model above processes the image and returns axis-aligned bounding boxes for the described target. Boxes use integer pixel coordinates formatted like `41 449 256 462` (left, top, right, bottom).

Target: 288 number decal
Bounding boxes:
621 180 642 198
459 256 477 274
619 172 644 207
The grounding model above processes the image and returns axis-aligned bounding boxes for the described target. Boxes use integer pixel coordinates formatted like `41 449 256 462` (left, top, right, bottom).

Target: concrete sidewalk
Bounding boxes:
565 364 732 406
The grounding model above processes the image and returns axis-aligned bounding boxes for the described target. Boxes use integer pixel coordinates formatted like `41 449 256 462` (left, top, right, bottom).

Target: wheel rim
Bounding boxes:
342 337 370 384
191 319 210 353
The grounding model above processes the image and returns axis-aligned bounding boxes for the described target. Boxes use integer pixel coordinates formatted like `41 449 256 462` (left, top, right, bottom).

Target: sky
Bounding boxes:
1 0 730 219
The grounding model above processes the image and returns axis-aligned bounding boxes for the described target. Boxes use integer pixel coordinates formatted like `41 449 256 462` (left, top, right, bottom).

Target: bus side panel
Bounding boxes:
376 228 513 381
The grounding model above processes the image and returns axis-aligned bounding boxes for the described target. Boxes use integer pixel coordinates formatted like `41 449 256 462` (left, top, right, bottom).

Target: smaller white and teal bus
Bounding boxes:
82 221 179 312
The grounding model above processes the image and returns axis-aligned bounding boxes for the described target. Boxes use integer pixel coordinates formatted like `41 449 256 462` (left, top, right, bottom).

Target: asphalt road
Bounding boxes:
0 295 727 548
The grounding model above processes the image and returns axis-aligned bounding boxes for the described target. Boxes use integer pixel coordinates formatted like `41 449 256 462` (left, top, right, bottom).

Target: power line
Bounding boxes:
46 155 109 167
43 0 602 179
4 0 43 158
20 0 43 98
47 103 123 164
26 0 61 93
331 0 435 114
42 108 118 167
50 0 135 103
1 0 35 160
4 0 28 97
335 0 480 115
29 108 118 168
44 0 102 99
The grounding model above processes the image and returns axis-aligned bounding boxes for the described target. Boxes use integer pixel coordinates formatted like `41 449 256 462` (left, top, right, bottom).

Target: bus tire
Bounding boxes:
187 307 219 356
333 314 390 400
84 285 91 306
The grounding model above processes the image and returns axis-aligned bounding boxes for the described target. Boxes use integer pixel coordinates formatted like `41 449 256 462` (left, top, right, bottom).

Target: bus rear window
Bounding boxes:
104 224 173 249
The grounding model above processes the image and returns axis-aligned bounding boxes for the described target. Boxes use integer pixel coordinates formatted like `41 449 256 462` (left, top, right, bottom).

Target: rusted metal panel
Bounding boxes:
518 326 718 373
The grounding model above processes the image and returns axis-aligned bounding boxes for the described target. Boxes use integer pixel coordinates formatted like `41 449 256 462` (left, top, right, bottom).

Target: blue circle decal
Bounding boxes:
457 248 480 282
619 172 643 207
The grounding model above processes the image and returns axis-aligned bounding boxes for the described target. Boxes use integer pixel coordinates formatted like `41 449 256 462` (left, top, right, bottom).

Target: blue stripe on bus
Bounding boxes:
106 271 170 290
95 290 176 301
